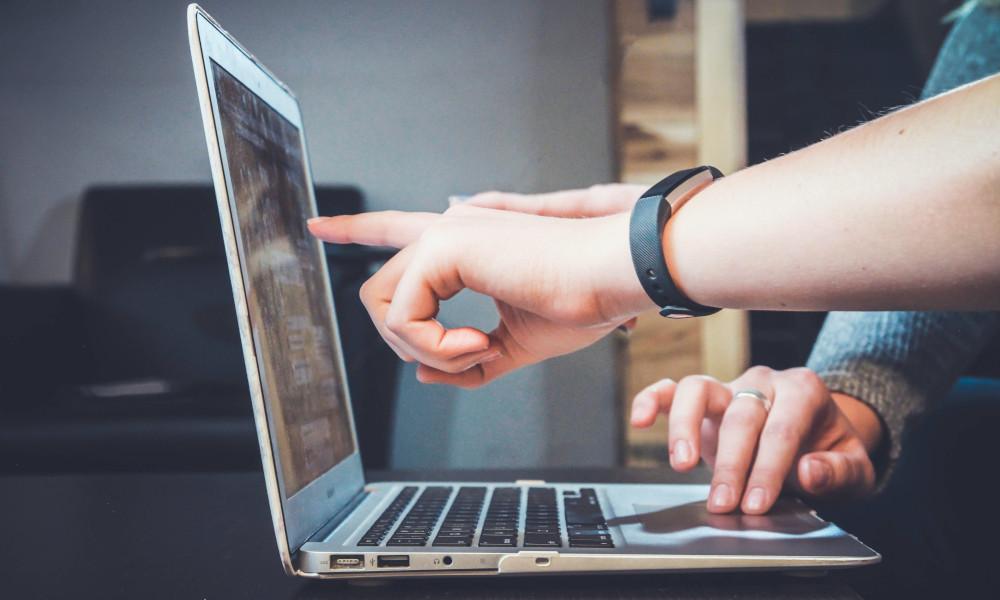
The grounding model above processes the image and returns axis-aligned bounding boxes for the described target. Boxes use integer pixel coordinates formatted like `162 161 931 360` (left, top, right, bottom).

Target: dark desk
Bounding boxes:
0 468 860 599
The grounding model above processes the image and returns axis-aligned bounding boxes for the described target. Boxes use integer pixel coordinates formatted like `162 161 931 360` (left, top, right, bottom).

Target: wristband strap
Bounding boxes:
629 166 723 319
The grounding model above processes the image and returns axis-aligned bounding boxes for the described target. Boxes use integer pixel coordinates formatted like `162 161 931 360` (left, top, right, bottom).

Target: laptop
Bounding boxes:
187 4 879 579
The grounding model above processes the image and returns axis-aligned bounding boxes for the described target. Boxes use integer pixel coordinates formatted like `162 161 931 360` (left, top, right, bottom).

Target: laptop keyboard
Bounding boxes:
565 488 614 548
524 487 561 547
478 487 520 547
357 485 614 549
386 486 451 546
357 486 418 546
432 486 486 546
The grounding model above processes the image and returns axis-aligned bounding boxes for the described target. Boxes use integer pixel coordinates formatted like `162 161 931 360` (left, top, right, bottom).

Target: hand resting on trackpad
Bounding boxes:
608 499 825 536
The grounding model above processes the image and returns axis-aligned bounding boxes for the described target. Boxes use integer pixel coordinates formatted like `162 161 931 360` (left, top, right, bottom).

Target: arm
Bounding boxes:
661 72 1000 312
309 73 1000 386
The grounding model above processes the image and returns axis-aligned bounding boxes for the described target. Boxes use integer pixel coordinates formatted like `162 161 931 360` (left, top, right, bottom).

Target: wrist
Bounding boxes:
589 211 658 322
659 178 721 309
832 392 884 455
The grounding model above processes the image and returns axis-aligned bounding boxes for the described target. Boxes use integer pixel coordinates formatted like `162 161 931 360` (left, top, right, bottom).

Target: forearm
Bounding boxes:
665 72 1000 311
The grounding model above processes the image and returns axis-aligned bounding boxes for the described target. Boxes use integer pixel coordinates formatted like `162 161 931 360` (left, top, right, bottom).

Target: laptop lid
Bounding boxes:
187 4 364 571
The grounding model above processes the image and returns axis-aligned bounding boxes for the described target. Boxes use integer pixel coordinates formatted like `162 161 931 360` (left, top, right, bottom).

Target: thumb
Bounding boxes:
797 445 875 498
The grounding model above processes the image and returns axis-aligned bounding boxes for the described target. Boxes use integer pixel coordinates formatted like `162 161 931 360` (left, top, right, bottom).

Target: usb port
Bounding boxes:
376 555 410 568
330 554 364 569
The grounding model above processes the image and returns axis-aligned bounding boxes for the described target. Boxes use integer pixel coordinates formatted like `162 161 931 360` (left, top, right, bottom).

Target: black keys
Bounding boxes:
523 487 562 547
386 486 452 547
478 533 517 546
564 488 614 548
432 486 486 547
358 486 418 546
478 487 521 547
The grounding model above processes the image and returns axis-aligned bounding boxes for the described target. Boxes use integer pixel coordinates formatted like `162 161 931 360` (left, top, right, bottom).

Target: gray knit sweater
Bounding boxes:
806 5 1000 469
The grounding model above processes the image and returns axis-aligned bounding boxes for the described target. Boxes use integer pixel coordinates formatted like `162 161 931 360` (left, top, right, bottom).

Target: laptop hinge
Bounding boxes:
303 488 370 544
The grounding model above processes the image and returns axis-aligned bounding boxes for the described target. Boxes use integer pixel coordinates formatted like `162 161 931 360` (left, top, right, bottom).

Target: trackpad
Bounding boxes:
605 485 838 552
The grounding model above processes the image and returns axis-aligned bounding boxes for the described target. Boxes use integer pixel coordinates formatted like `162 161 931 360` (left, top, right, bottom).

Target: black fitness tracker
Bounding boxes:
629 165 724 319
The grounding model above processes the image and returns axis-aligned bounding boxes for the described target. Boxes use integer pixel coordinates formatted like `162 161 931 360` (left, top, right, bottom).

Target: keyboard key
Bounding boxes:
356 486 419 547
432 486 486 547
524 533 562 547
479 534 517 547
387 537 427 546
433 537 473 547
563 488 614 548
479 486 523 547
388 486 453 547
567 534 612 543
569 540 614 548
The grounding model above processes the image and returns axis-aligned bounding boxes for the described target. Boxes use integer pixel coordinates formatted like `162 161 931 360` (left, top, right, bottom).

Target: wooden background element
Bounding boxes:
613 0 749 466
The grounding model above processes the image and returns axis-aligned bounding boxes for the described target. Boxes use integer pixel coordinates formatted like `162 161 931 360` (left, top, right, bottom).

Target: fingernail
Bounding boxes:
672 440 691 465
307 217 327 225
710 483 733 509
746 487 767 512
808 458 831 490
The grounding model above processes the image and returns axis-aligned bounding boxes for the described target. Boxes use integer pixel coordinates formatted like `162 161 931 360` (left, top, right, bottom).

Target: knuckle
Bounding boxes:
722 407 759 430
443 203 470 216
358 279 375 302
680 375 715 396
745 365 774 379
383 313 406 335
784 367 824 391
762 420 801 444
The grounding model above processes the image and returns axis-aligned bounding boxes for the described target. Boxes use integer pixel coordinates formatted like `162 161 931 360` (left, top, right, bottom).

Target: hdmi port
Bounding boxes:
377 555 410 568
330 554 364 569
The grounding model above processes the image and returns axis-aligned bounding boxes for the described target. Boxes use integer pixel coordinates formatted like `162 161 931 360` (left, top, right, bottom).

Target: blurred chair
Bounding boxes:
0 184 399 473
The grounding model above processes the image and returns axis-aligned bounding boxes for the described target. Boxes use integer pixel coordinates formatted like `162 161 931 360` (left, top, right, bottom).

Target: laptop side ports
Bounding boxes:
329 554 364 569
377 555 410 568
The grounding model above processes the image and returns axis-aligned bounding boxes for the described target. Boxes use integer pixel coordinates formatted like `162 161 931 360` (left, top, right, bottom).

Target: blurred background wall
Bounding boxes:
0 0 619 468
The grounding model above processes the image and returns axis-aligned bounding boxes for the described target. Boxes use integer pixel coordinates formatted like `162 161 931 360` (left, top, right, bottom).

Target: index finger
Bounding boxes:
466 189 632 218
307 211 439 248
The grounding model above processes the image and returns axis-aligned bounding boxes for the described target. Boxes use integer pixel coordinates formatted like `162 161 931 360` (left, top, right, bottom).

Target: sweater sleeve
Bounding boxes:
807 312 1000 468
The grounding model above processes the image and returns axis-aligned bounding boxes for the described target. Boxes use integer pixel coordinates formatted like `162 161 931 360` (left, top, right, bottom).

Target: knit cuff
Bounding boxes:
815 361 926 488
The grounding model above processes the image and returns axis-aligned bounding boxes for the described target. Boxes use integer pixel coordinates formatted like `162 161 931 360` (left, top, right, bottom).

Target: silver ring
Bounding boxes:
732 388 772 412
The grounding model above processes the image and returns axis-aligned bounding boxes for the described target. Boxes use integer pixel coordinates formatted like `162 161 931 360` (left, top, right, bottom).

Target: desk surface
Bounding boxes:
0 468 860 599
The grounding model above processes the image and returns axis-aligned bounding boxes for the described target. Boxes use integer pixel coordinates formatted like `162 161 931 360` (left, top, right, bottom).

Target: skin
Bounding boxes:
308 72 1000 513
629 368 881 514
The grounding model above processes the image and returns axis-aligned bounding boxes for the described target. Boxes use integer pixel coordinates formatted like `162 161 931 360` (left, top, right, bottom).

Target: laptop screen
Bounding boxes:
211 61 355 497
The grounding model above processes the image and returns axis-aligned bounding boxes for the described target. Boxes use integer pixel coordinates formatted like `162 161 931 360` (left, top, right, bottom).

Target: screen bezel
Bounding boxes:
188 4 364 563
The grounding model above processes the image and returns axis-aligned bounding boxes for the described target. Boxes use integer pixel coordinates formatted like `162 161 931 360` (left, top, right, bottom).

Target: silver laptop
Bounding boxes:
187 4 879 579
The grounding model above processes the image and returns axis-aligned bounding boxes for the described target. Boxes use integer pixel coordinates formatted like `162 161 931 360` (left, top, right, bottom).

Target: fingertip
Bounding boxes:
669 439 695 470
306 215 344 241
439 327 492 356
741 487 772 515
629 395 656 427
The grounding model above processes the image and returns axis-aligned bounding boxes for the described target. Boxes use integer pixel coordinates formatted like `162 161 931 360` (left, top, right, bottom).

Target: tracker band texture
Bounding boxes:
628 166 723 318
